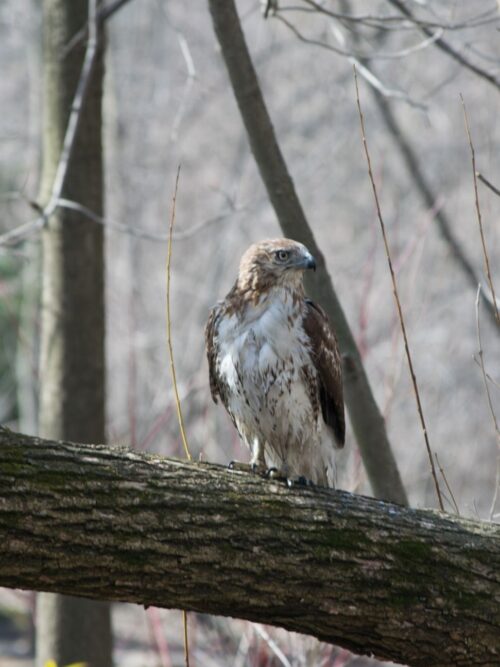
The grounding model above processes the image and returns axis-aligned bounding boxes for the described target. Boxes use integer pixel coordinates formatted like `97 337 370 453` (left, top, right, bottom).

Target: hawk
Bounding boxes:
205 238 344 487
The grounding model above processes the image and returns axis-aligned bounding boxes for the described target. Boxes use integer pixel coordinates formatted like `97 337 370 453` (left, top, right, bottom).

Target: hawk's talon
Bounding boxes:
229 460 267 476
287 475 315 488
266 466 288 482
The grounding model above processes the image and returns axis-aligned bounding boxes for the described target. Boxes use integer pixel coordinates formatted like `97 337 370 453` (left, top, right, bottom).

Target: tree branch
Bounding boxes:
370 87 500 329
387 0 500 93
1 427 499 667
208 0 408 507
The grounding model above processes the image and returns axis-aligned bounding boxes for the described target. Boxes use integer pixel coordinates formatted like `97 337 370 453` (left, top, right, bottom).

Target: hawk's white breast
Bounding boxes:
216 289 331 480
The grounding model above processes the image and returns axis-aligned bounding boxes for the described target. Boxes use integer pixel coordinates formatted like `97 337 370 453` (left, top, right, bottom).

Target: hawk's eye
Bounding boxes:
275 250 289 262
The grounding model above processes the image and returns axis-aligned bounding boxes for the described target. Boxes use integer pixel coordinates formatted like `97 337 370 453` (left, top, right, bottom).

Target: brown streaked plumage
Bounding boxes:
205 238 344 487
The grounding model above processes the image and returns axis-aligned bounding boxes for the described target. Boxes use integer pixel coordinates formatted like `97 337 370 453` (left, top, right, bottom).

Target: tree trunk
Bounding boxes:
1 428 499 667
207 0 408 506
36 1 111 665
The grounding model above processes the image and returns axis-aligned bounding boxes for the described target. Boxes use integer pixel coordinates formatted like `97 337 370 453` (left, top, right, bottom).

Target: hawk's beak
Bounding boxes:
306 256 316 271
304 254 316 271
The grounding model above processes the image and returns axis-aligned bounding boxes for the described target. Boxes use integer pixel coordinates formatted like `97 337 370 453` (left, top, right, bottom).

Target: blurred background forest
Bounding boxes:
0 0 499 665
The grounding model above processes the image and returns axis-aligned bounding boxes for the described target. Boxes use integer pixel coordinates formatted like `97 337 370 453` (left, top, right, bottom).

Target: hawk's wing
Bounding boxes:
205 303 223 405
302 299 345 448
205 302 241 434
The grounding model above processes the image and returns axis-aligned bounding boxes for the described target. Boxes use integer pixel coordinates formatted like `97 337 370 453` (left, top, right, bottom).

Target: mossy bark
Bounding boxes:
37 1 111 665
1 428 499 667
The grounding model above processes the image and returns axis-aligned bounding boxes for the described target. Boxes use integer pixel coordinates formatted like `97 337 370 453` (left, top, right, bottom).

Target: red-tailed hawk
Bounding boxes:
205 238 344 487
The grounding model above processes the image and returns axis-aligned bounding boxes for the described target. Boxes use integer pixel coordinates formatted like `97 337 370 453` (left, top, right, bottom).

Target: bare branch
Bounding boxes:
297 0 499 32
0 218 44 247
275 13 443 61
173 39 195 140
1 427 499 667
44 0 99 222
0 196 238 247
0 3 100 246
475 285 500 521
368 88 500 328
387 0 500 93
274 14 351 57
354 67 444 511
478 171 500 198
278 0 500 326
62 0 137 58
435 453 460 515
253 626 292 667
462 97 500 326
473 356 500 391
166 165 192 463
329 23 426 109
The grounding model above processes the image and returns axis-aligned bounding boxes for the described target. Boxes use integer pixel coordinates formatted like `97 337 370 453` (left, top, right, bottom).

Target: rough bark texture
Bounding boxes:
1 428 499 667
208 0 408 506
37 1 111 665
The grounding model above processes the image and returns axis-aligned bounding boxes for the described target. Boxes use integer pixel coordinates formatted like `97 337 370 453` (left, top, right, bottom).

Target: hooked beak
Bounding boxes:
305 254 316 271
300 252 316 271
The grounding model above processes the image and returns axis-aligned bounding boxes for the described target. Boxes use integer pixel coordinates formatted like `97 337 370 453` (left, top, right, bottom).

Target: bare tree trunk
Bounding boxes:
36 2 111 666
1 428 499 667
207 0 408 506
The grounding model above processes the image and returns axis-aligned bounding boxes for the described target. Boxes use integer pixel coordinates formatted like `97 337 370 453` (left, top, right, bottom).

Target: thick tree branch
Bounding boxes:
1 427 499 667
208 0 408 507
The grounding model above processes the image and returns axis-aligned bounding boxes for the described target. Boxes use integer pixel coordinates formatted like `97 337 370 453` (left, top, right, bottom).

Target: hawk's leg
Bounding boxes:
229 438 267 475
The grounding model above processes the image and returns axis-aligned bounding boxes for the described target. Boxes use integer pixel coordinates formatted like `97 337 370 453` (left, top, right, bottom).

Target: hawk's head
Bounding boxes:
237 238 316 294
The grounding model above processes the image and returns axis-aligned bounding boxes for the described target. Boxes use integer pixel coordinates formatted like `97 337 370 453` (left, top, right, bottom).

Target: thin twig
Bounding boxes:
490 459 500 523
354 67 444 511
165 166 192 667
56 197 235 242
0 196 237 247
182 610 190 667
461 96 500 327
146 607 173 667
335 4 498 328
171 31 197 141
62 0 136 58
329 22 426 110
0 0 98 248
299 0 498 32
368 85 500 327
434 454 460 515
44 0 99 222
253 625 292 667
475 285 500 521
473 356 500 391
477 172 500 199
387 0 500 92
0 2 99 246
276 13 442 61
275 14 351 56
0 219 44 247
166 166 191 462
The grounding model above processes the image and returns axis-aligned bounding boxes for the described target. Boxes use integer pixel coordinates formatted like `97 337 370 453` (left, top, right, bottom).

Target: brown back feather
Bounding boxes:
302 299 345 447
